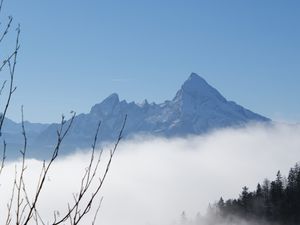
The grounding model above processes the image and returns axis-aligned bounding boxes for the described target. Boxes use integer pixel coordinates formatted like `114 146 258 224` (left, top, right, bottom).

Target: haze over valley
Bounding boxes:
0 1 299 224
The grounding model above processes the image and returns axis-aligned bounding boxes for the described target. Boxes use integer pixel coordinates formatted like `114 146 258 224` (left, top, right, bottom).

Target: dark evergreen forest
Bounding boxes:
209 163 300 225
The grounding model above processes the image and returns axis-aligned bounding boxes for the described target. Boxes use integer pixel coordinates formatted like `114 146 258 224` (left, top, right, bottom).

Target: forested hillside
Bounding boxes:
208 163 300 225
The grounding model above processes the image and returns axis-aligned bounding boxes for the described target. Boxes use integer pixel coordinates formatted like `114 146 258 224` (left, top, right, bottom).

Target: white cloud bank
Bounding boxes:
0 123 300 225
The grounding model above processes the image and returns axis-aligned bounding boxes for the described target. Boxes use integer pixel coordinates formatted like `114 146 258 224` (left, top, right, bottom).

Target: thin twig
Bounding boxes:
16 106 28 225
0 140 6 175
0 15 12 44
92 197 103 225
0 24 20 136
22 112 76 225
52 115 127 225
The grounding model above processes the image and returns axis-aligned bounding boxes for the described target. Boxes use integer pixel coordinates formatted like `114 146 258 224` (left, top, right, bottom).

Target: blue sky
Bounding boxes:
2 0 300 123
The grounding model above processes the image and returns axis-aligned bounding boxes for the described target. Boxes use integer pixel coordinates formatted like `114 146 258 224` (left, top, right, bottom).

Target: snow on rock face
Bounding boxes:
37 73 270 150
171 73 226 118
179 73 226 102
90 93 120 116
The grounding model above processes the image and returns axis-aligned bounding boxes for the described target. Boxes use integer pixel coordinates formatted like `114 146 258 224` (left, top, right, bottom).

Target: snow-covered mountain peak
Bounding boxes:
188 72 208 84
31 73 270 155
174 73 226 103
90 93 120 115
103 93 119 103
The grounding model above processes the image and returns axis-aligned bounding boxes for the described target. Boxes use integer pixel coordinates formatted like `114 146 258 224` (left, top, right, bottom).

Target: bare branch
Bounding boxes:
52 115 127 225
0 24 20 136
22 112 76 225
0 15 13 44
5 166 17 225
0 1 127 224
0 140 6 175
16 106 28 225
0 0 4 15
0 80 7 95
92 197 103 225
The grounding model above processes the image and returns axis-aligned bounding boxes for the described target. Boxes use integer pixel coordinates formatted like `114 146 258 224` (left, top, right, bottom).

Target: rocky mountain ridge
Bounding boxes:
1 73 270 157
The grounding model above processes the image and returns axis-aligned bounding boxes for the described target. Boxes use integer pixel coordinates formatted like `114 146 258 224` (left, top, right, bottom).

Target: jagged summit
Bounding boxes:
103 93 119 103
187 72 208 83
182 73 220 95
174 73 226 103
90 93 120 115
29 72 271 154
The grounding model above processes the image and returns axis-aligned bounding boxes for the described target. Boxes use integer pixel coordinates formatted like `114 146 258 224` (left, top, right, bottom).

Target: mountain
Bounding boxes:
32 73 269 155
1 73 270 157
0 118 49 157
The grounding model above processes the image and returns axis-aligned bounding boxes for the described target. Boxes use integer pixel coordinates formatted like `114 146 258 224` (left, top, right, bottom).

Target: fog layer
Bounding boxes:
1 123 300 225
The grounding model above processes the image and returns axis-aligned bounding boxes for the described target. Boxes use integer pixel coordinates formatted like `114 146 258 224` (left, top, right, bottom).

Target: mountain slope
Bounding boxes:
35 73 270 152
0 118 49 157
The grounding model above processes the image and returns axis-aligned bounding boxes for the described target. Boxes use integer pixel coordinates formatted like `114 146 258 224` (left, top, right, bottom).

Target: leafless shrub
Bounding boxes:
0 0 20 175
0 1 127 224
7 110 127 225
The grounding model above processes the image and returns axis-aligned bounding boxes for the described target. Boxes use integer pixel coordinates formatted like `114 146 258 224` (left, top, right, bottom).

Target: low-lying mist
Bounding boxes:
1 123 300 225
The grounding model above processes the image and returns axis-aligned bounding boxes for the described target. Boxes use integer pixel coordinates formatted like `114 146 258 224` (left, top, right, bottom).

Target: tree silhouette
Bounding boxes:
211 163 300 225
